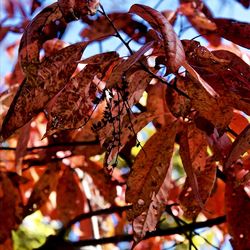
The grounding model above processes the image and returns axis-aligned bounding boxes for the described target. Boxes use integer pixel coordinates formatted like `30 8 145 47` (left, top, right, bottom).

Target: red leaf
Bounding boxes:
56 167 85 224
132 169 172 243
179 162 216 219
126 121 178 220
179 123 206 210
214 18 250 49
58 0 100 21
31 0 44 14
225 124 250 169
225 163 250 250
106 41 154 89
0 172 23 243
24 163 60 216
15 121 31 175
130 4 185 72
44 51 119 137
1 42 88 141
19 3 63 72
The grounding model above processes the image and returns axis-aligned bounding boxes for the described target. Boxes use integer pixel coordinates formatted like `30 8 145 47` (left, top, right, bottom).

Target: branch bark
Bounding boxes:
71 215 226 247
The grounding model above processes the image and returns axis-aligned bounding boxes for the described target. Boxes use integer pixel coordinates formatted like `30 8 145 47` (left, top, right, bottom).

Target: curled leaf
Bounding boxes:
130 4 185 72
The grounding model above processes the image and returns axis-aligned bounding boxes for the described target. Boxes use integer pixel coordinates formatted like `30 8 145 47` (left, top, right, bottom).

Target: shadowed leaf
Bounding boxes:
214 18 250 49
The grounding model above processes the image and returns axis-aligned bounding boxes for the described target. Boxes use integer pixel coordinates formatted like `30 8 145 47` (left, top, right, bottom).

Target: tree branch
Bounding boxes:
71 215 226 247
0 140 99 151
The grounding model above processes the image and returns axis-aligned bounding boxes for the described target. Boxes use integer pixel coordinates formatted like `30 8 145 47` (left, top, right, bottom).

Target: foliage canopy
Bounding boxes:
0 0 250 249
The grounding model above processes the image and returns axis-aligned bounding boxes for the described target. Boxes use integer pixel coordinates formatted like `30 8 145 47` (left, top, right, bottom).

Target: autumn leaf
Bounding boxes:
147 82 176 127
1 42 88 141
224 124 250 169
166 78 191 118
179 122 207 210
179 1 220 46
213 18 250 49
129 4 185 72
132 169 172 243
126 120 178 220
179 162 216 219
18 2 63 72
185 74 233 131
79 159 117 204
81 12 148 43
183 40 250 115
24 163 60 216
56 167 85 224
58 0 100 21
229 110 249 136
0 172 23 243
15 121 31 175
106 41 154 89
225 162 250 250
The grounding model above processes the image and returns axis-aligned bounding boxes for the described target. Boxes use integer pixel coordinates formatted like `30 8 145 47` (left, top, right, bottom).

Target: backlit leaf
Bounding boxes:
24 163 60 216
185 74 233 131
132 169 172 243
58 0 100 21
225 124 250 168
56 167 85 224
19 3 63 72
179 162 216 219
126 121 178 220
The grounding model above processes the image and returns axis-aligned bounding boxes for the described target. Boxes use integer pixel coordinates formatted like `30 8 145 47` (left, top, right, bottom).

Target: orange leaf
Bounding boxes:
24 163 60 216
132 169 172 243
179 162 216 219
126 120 178 220
225 124 250 169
